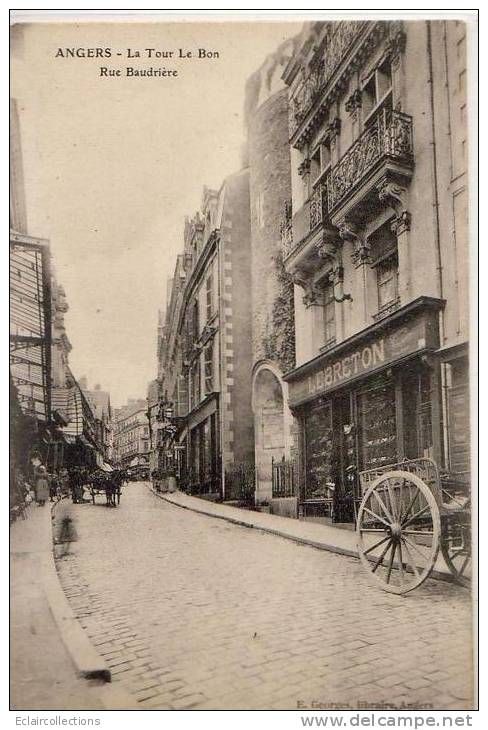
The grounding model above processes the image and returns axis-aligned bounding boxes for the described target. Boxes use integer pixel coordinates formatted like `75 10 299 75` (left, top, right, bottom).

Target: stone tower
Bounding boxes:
245 39 298 508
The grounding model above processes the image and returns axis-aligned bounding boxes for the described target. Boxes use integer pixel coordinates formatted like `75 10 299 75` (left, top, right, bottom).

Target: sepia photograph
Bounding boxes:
9 9 477 718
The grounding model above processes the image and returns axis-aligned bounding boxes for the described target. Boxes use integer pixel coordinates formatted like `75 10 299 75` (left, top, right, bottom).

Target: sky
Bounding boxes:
10 18 302 408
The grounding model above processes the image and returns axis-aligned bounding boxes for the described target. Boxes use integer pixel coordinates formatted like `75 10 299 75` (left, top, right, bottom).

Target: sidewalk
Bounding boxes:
154 488 454 582
10 502 106 711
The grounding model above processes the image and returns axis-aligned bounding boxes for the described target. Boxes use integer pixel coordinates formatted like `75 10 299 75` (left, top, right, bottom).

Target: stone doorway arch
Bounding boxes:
252 362 289 503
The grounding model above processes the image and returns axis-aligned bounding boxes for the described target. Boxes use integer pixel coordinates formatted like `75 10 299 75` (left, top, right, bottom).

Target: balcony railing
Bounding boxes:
326 109 414 214
282 182 328 260
289 21 365 137
310 182 327 230
282 111 413 262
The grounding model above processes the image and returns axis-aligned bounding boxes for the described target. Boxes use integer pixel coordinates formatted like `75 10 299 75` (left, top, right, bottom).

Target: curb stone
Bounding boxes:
44 503 140 709
150 487 459 586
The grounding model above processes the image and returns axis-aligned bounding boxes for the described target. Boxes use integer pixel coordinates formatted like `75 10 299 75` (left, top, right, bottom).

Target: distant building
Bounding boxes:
113 399 150 469
78 378 113 462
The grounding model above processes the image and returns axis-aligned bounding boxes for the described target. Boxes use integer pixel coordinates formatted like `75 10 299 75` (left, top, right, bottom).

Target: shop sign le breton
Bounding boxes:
307 339 386 395
287 306 438 406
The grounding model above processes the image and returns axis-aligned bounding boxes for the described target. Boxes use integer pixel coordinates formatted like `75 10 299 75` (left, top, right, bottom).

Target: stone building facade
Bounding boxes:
279 20 470 522
154 172 254 500
113 399 150 470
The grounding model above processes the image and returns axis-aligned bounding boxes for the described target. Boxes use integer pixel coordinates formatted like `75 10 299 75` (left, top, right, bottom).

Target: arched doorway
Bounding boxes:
252 365 286 503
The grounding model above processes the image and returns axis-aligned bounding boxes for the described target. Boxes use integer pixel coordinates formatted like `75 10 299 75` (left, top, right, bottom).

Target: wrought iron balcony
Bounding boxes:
309 182 327 230
288 21 365 137
326 110 414 215
283 111 413 264
282 183 329 261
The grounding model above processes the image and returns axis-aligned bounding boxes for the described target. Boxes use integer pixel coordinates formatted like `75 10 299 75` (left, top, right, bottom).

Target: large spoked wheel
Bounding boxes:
357 470 441 594
441 518 472 588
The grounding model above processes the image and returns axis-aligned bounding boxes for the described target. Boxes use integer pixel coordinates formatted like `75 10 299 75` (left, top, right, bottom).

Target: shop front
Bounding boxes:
283 297 445 524
183 394 220 498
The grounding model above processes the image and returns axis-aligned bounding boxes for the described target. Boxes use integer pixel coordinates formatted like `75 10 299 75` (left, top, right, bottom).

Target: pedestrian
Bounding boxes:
34 465 50 506
50 473 61 502
59 468 70 499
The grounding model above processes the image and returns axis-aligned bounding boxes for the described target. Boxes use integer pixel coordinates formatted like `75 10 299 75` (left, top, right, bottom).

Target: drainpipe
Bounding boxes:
426 20 450 469
217 233 226 500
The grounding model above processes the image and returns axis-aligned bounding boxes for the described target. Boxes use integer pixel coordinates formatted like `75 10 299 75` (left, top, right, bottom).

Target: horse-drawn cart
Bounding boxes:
89 469 126 507
356 458 471 594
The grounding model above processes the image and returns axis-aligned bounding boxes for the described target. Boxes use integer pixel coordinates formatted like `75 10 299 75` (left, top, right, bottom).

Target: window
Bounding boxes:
323 282 336 345
206 273 213 322
204 341 213 395
190 359 200 410
320 139 331 172
310 147 321 183
362 60 392 121
192 299 199 340
377 253 399 310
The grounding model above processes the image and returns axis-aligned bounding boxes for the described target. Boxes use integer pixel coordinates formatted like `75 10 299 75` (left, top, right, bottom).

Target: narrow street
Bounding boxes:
55 484 473 711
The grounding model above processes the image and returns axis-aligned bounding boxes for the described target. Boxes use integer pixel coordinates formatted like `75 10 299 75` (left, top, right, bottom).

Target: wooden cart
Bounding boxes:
356 458 471 594
89 472 122 507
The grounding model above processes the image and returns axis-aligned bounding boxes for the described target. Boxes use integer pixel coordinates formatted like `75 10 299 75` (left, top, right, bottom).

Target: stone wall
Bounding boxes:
248 87 295 374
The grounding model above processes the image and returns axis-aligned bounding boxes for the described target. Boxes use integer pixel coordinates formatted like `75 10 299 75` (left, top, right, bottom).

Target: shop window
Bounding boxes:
362 60 393 122
204 341 213 395
323 282 336 347
417 371 433 459
357 378 397 470
447 358 470 474
304 403 335 500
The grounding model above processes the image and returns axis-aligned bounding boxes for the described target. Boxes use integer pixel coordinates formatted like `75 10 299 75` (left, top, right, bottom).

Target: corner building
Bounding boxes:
280 20 470 522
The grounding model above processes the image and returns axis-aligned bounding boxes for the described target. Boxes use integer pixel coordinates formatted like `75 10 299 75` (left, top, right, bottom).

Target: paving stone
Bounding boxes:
55 484 474 711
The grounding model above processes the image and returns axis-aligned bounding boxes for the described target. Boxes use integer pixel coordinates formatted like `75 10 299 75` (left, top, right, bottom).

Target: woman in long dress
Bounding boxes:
34 465 50 506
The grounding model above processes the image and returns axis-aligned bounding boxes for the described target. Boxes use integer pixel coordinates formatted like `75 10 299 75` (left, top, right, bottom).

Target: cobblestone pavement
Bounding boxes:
55 483 474 711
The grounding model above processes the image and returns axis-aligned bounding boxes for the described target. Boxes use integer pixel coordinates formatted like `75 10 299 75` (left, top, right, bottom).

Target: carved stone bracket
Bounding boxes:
302 286 324 307
297 157 311 178
327 117 342 147
315 238 340 263
290 270 322 307
339 219 371 267
391 210 411 237
377 180 408 216
386 25 407 70
378 179 411 237
345 89 362 117
331 264 345 286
